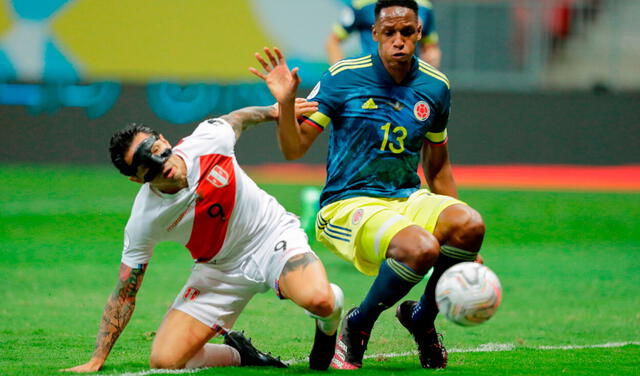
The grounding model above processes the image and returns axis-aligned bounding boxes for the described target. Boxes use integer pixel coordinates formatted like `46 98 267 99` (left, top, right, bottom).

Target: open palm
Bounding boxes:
250 47 300 103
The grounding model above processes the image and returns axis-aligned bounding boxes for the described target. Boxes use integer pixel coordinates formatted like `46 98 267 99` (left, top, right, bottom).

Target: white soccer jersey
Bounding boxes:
121 118 293 268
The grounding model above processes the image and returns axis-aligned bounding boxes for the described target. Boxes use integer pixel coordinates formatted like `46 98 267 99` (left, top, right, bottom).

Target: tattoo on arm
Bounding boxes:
92 263 147 360
280 253 319 277
221 106 277 140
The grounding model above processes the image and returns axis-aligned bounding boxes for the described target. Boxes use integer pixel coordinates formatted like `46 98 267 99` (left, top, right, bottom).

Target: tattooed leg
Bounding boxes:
278 253 335 318
280 253 319 278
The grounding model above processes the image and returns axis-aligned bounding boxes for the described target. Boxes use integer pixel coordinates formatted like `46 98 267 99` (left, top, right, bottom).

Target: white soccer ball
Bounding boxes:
435 262 502 326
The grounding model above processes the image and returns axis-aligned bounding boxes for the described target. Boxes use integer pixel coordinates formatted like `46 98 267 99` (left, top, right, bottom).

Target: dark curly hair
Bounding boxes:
109 123 159 176
375 0 419 20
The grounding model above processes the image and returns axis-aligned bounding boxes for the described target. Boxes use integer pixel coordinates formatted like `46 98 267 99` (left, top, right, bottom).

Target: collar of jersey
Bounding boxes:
372 53 419 86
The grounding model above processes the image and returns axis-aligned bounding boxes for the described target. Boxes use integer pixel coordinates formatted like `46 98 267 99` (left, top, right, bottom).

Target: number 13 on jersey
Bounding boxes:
379 122 407 154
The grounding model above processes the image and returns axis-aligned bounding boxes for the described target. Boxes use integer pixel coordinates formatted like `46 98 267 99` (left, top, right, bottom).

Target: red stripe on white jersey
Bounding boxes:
185 154 236 262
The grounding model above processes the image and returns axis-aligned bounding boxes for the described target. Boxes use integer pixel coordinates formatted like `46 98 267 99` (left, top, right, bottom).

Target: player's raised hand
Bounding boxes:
250 47 300 103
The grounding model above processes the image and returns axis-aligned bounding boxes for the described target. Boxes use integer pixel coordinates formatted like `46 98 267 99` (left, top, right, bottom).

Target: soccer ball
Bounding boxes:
435 262 502 326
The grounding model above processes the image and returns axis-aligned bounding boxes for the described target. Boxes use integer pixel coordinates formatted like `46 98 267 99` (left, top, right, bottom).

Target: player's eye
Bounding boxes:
400 27 415 37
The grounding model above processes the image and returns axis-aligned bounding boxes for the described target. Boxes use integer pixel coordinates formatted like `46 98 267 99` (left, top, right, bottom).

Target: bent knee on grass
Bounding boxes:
302 285 335 317
436 205 485 251
283 281 335 317
150 309 217 369
149 352 189 370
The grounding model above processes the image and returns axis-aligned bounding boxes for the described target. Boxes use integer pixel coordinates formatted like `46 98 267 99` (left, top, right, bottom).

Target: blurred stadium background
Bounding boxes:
0 0 638 168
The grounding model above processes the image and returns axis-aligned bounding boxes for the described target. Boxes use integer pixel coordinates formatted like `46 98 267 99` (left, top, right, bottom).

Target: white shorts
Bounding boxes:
171 224 315 331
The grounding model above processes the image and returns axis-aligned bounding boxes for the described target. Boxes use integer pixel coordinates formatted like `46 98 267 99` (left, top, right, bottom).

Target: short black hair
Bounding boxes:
375 0 419 20
109 123 159 176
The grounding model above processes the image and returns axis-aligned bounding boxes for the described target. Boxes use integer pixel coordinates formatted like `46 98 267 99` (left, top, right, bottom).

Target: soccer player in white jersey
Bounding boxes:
63 100 344 372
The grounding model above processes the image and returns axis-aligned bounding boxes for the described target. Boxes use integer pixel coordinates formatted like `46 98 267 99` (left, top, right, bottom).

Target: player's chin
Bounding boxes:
150 173 168 186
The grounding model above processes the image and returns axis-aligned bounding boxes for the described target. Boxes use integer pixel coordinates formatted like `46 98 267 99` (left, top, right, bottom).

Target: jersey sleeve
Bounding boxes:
173 118 236 171
333 5 356 40
121 228 154 268
120 199 156 268
300 71 343 132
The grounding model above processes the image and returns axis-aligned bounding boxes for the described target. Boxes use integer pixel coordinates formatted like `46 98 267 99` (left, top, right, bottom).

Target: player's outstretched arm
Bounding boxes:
61 263 147 373
221 98 317 141
221 105 278 141
250 47 321 160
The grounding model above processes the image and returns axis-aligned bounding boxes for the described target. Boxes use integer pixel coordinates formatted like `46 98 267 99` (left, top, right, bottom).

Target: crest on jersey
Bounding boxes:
413 101 430 121
206 165 229 188
352 208 364 225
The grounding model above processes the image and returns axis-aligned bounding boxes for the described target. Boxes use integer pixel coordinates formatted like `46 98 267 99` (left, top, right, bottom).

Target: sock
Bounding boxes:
348 259 425 332
185 343 241 368
412 245 478 327
305 283 344 335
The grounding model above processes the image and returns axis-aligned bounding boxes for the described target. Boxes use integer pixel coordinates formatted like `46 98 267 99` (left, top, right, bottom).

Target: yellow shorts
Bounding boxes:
315 190 464 276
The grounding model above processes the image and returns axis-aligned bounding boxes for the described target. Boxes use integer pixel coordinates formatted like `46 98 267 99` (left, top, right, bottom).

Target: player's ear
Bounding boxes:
372 25 379 42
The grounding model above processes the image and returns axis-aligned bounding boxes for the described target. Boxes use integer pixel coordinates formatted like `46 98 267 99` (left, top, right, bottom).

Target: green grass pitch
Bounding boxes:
1 165 639 375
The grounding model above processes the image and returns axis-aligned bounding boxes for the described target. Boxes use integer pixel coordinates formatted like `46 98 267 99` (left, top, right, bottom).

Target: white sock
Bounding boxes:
185 343 241 368
305 283 344 335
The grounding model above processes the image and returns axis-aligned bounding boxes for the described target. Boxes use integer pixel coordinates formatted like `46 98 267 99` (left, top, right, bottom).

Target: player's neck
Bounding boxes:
157 179 187 195
381 59 412 84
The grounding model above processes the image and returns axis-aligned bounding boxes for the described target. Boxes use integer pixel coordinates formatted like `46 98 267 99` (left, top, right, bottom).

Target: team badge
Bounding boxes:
413 101 430 121
206 165 229 188
352 208 364 225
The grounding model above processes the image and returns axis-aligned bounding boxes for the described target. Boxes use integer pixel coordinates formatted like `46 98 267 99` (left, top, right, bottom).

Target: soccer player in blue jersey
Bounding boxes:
326 0 441 67
251 0 486 370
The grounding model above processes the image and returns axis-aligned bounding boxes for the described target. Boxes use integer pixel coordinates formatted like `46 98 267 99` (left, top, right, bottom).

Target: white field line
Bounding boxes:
110 341 640 376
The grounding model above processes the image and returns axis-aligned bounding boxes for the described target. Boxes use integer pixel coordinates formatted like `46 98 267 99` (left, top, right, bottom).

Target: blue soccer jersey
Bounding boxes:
302 53 451 208
334 0 439 56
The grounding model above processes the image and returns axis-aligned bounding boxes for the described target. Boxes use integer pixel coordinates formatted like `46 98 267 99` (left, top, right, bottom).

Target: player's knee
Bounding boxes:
447 206 485 251
150 351 186 370
388 228 440 274
303 284 334 317
412 234 440 272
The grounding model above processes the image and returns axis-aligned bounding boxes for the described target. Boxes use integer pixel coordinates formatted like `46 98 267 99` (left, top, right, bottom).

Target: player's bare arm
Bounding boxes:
221 100 318 141
250 47 322 160
221 105 278 140
422 141 458 198
62 263 147 373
